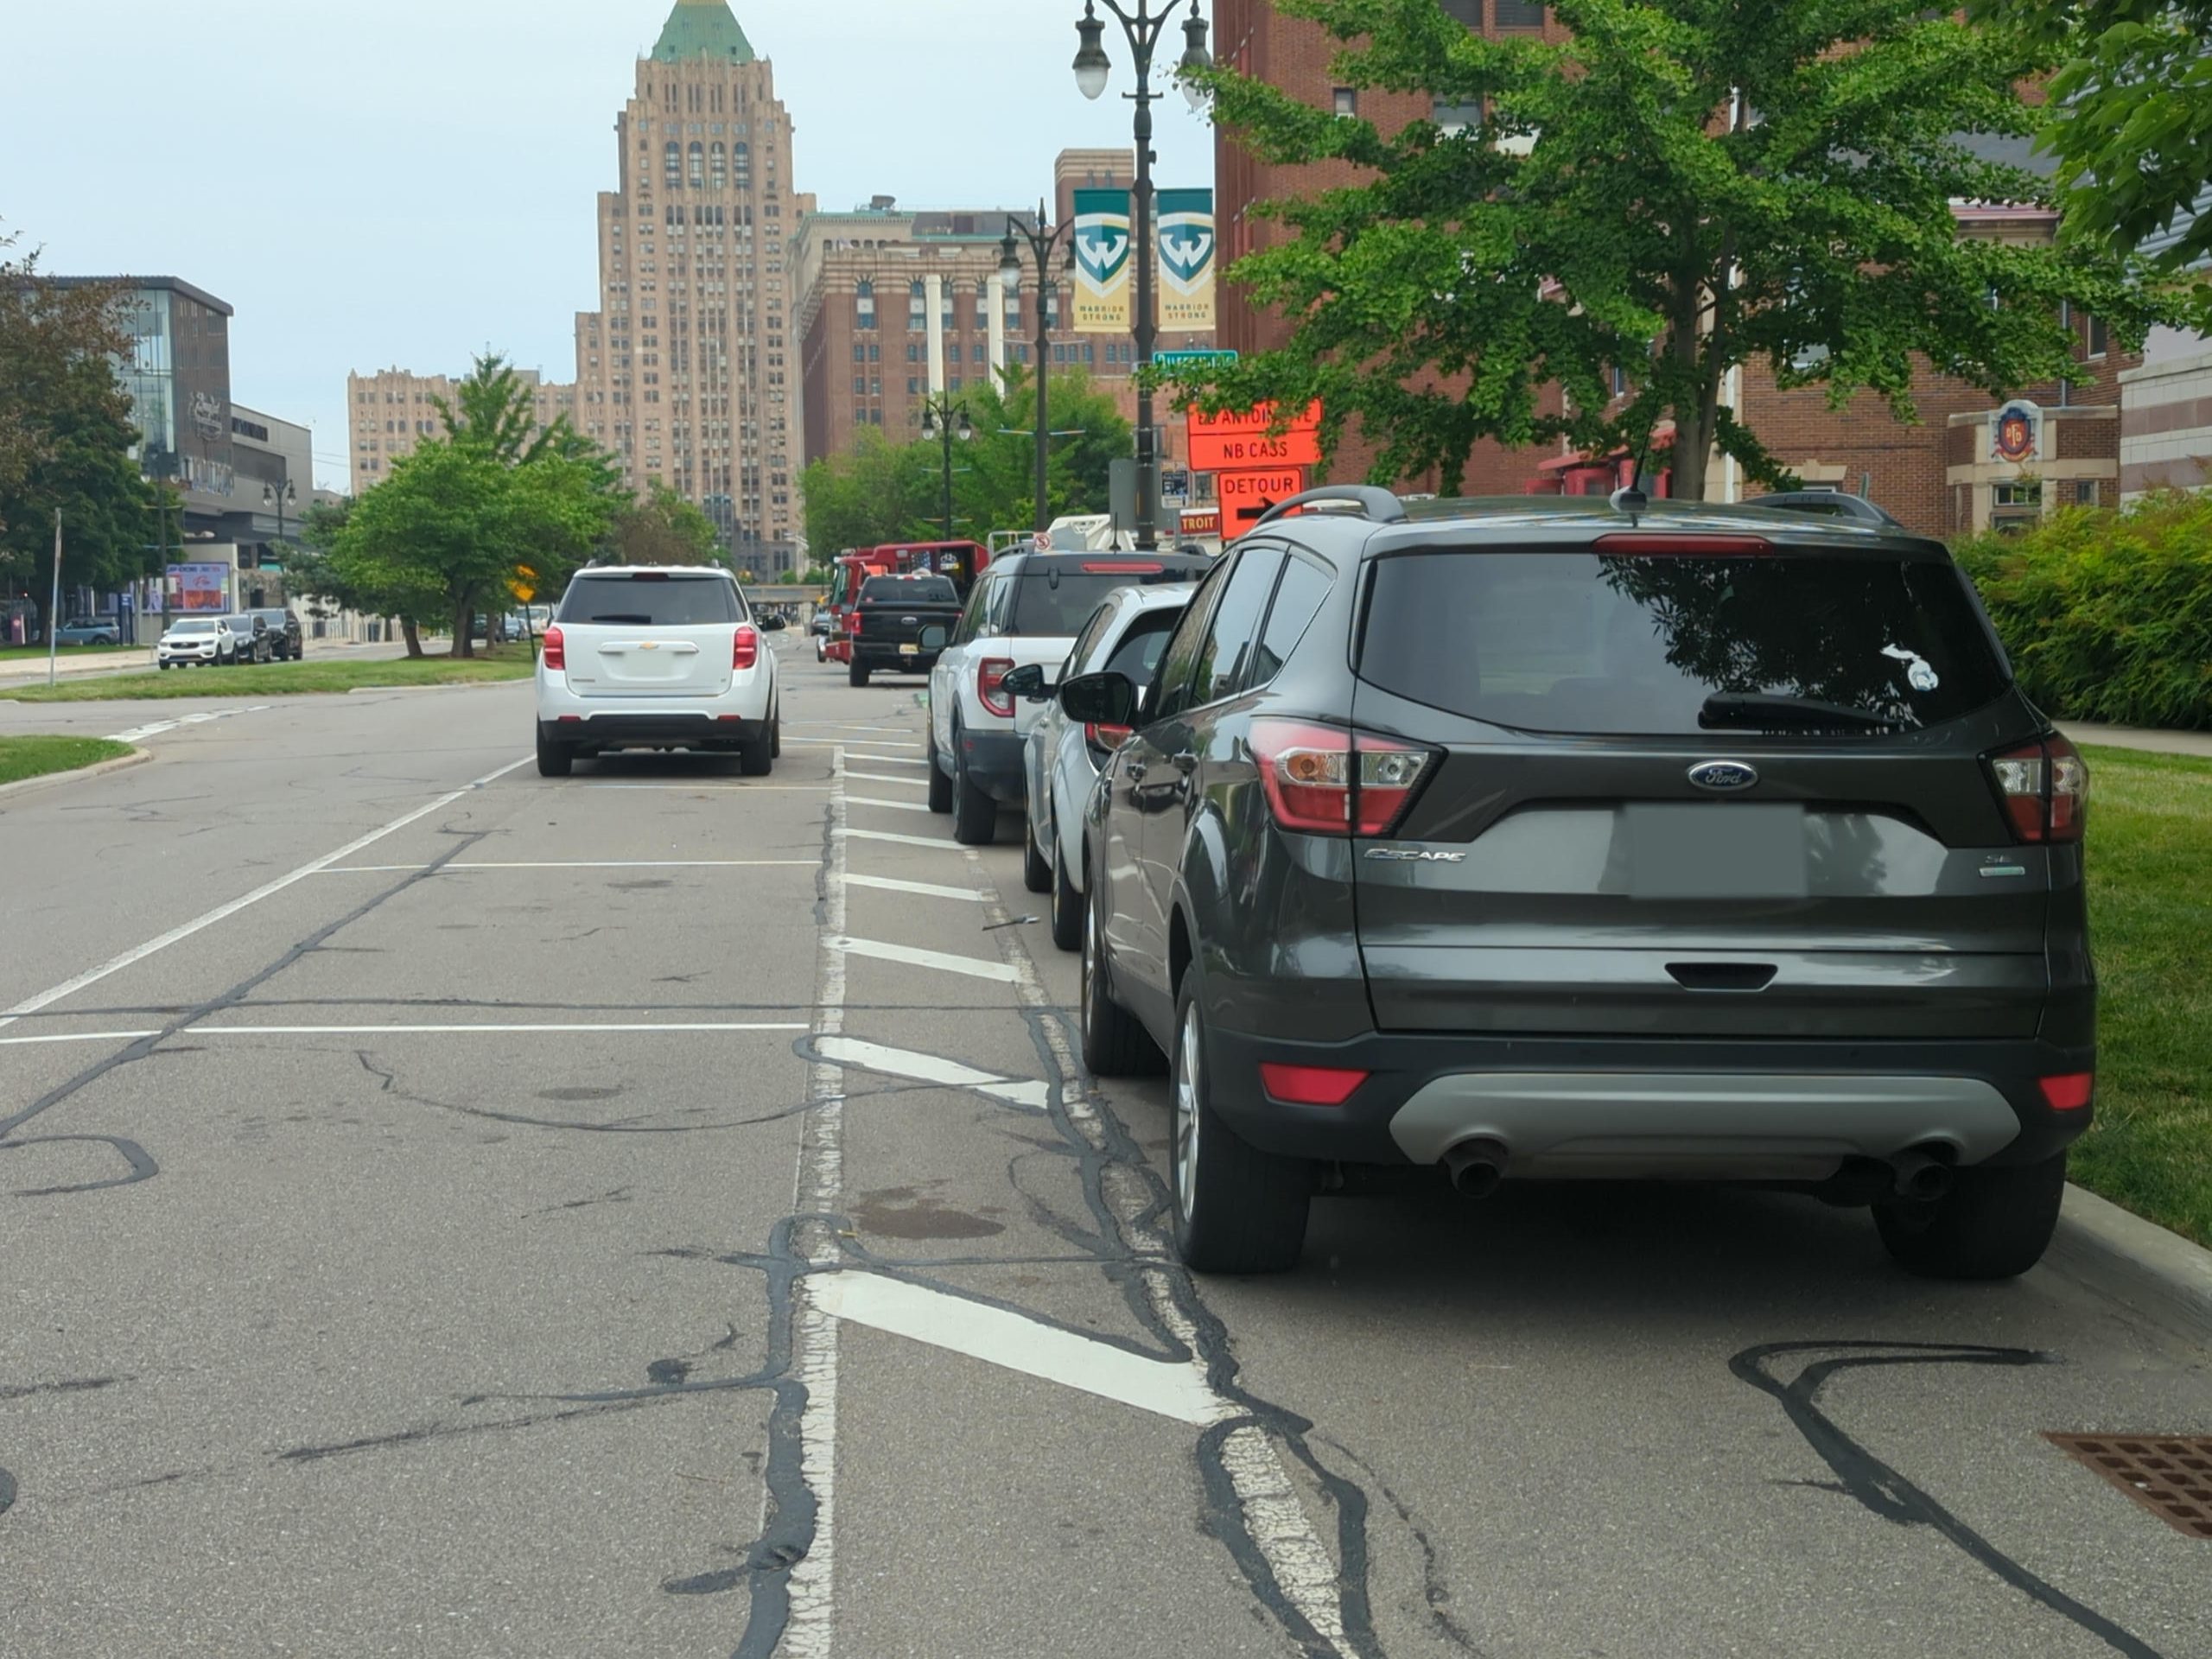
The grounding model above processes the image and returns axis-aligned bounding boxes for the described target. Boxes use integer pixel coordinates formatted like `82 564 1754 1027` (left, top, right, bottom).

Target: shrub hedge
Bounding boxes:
1953 491 2212 730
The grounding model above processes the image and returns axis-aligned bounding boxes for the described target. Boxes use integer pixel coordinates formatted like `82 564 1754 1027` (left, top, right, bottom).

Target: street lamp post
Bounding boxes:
917 392 974 543
1073 0 1211 551
1000 206 1077 536
261 479 297 562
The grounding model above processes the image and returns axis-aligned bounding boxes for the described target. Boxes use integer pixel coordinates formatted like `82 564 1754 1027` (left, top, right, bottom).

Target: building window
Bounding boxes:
852 342 866 364
906 341 920 363
2075 480 2101 505
1440 0 1481 22
1493 0 1546 27
1611 364 1628 397
1333 87 1357 118
868 343 880 362
664 142 681 187
2087 315 2108 358
907 377 919 394
688 142 705 188
909 279 926 324
853 375 866 395
976 282 990 326
710 142 727 189
855 278 874 327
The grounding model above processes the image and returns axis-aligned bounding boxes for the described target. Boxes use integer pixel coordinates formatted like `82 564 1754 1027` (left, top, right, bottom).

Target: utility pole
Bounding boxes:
48 508 62 688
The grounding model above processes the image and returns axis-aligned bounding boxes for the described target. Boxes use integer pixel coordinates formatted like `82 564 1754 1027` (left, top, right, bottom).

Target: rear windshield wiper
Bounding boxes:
1699 692 1901 731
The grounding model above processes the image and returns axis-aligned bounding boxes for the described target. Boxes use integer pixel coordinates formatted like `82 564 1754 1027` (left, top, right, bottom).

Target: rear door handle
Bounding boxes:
1170 752 1198 775
1124 760 1148 784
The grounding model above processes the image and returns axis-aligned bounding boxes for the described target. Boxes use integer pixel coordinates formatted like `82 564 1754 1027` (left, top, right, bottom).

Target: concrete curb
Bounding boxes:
2046 1183 2212 1344
0 745 151 803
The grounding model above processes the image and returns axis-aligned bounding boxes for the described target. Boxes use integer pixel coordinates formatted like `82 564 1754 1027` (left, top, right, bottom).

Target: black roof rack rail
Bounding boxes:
1749 489 1902 528
1254 486 1408 527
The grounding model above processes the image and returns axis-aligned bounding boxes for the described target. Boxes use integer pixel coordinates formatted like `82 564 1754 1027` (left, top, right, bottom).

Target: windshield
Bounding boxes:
1012 559 1211 636
1358 548 2009 734
170 620 216 635
861 575 957 604
557 574 741 626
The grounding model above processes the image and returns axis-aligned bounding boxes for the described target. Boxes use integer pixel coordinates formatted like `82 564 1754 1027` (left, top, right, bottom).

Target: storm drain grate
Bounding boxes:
2045 1435 2212 1540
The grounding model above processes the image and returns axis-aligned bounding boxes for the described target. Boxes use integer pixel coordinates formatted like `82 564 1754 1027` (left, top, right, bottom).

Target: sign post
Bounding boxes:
48 508 61 688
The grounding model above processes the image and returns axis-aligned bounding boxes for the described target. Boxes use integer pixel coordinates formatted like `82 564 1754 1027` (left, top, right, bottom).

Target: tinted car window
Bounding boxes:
861 575 957 603
1147 563 1230 724
1100 610 1183 685
1190 547 1285 708
950 571 995 645
1247 554 1332 688
1357 548 2010 735
1008 557 1211 636
559 574 741 626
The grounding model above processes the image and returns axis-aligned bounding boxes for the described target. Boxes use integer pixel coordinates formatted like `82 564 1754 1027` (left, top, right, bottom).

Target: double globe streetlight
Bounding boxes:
1071 0 1210 550
918 393 974 543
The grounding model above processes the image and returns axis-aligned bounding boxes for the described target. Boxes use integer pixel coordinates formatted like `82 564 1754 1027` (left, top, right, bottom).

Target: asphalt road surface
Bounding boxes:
3 639 2209 1658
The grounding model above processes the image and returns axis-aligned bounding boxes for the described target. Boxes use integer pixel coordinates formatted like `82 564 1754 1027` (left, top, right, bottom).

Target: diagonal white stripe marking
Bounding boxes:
314 860 820 874
817 1036 1047 1109
196 1023 808 1036
836 828 963 851
810 1271 1227 1427
831 937 1020 982
844 795 933 814
844 874 982 903
842 772 927 787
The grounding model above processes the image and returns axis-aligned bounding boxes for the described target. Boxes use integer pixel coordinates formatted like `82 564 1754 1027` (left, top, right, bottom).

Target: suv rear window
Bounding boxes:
861 575 957 603
1010 556 1211 635
1358 549 2009 734
559 573 741 626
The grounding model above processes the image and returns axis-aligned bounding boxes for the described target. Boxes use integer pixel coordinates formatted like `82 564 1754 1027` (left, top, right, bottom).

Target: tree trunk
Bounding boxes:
401 618 423 658
452 598 474 658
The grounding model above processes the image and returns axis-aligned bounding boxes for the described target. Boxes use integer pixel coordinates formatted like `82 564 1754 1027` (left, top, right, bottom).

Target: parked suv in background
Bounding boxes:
1063 488 2093 1280
535 564 778 777
927 548 1212 844
251 608 302 661
156 617 227 667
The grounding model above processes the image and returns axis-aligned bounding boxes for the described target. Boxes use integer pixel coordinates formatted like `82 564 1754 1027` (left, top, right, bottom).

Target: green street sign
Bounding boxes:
1153 349 1239 368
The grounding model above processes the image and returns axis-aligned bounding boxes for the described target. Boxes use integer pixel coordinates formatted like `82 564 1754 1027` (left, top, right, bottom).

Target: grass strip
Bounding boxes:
0 735 135 786
0 654 533 702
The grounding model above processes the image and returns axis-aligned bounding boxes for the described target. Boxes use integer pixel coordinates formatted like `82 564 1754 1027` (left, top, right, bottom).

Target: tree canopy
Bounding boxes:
608 480 724 566
1188 0 2177 498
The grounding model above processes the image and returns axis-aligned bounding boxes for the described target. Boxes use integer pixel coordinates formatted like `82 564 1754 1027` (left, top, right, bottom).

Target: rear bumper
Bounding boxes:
1200 1025 2095 1177
851 644 939 671
954 727 1027 804
537 714 767 750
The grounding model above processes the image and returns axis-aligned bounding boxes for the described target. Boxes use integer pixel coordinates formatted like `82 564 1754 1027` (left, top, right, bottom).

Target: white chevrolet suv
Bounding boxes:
926 548 1214 842
535 564 779 778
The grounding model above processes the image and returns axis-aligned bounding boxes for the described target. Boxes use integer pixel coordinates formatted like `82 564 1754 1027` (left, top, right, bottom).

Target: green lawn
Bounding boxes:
2071 745 2212 1248
0 654 533 702
0 643 143 664
0 735 134 785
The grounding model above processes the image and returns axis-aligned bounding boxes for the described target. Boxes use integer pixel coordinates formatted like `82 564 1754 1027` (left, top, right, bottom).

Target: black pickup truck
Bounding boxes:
848 573 963 686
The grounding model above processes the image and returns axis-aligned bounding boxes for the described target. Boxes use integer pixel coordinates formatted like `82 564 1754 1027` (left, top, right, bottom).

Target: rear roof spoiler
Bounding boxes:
1255 486 1408 526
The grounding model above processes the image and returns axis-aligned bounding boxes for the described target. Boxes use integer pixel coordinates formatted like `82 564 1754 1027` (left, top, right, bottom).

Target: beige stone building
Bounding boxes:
572 0 813 569
347 367 575 499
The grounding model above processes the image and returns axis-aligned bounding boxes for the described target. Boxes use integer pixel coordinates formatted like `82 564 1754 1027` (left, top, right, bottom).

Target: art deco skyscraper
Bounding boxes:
575 1 812 568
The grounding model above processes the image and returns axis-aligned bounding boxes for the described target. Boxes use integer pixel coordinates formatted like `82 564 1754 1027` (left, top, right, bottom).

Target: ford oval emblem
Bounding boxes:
1688 760 1759 792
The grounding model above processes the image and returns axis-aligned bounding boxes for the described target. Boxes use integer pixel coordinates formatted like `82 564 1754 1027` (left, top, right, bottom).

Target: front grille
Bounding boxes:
2045 1434 2212 1539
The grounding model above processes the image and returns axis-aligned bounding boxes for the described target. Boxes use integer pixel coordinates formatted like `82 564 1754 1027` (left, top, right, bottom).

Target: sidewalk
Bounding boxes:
2061 721 2212 759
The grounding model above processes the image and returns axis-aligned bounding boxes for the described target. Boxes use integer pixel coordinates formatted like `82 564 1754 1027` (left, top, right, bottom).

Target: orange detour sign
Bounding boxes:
1186 401 1322 473
1216 467 1307 523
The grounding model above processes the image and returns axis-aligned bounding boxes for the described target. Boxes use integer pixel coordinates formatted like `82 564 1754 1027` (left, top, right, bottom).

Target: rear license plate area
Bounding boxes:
1627 803 1806 899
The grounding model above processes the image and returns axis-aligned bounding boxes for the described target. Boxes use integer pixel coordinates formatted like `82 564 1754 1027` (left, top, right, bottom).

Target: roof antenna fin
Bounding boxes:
1608 406 1660 523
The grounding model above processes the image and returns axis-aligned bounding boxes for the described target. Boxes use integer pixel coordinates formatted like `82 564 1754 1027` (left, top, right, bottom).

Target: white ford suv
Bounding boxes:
535 564 779 777
926 548 1213 843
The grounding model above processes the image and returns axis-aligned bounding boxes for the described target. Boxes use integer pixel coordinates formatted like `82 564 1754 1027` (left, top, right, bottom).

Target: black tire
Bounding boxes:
1022 820 1052 893
1081 883 1164 1077
536 728 574 778
1050 834 1084 952
739 721 774 776
770 709 781 758
849 661 869 688
1170 981 1311 1274
950 727 996 845
157 661 170 671
1874 1151 2069 1281
926 728 954 814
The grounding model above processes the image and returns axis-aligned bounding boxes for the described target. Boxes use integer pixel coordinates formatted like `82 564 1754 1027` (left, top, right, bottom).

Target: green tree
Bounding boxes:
802 426 930 554
1190 0 2175 498
0 243 152 594
608 480 723 566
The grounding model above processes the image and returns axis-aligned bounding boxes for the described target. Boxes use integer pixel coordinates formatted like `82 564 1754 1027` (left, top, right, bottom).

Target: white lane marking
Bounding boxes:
843 795 933 815
835 828 961 851
779 738 920 752
194 1023 808 1036
831 754 925 769
842 772 927 788
844 874 981 903
0 755 533 1030
573 784 834 792
1220 1427 1350 1647
816 1035 1048 1109
104 704 271 743
314 860 821 874
811 1272 1226 1427
784 744 846 1657
787 722 910 734
831 937 1020 983
0 1031 161 1047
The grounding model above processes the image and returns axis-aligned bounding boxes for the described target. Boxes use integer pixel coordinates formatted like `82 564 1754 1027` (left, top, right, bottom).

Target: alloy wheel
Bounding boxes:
1174 1003 1203 1219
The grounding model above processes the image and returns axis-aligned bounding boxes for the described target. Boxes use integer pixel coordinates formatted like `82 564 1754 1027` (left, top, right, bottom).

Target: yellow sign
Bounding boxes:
512 563 537 603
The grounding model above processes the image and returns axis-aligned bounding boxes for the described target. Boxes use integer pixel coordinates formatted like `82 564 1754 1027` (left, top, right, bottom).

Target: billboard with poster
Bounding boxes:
168 563 232 613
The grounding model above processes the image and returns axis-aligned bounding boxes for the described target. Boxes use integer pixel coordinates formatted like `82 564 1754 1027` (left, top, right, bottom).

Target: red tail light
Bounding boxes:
733 625 760 671
1987 734 2087 842
978 657 1016 719
2038 1071 2094 1111
1083 561 1163 574
1590 533 1773 556
1249 719 1437 837
1084 722 1133 753
542 624 565 671
1259 1062 1370 1106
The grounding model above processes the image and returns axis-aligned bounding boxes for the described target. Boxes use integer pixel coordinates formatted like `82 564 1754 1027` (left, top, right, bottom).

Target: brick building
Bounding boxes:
346 368 575 499
1211 1 2156 539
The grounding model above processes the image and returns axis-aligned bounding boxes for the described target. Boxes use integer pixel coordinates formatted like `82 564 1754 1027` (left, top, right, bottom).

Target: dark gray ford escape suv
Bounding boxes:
1062 488 2092 1279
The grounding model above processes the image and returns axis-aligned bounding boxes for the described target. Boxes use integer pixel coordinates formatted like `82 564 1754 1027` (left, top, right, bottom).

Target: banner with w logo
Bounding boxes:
1071 188 1132 334
1156 188 1217 331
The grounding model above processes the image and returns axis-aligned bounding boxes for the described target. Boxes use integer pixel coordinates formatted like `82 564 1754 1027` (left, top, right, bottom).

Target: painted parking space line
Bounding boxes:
842 772 928 787
572 784 836 792
816 1035 1047 1109
104 704 272 743
844 874 982 903
0 1030 162 1048
313 860 821 874
845 795 933 815
810 1271 1227 1427
835 828 962 851
831 937 1021 982
832 754 926 769
780 738 922 752
193 1022 810 1036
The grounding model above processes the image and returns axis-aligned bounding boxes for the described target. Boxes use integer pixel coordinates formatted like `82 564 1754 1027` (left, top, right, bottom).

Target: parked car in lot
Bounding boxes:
847 573 963 685
250 607 303 661
156 617 228 667
1061 487 2094 1281
231 614 272 664
1007 582 1196 949
534 564 779 777
927 548 1213 845
54 616 123 647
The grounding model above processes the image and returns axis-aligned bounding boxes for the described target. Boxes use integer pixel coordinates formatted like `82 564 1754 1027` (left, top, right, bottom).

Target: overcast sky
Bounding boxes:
3 1 1217 491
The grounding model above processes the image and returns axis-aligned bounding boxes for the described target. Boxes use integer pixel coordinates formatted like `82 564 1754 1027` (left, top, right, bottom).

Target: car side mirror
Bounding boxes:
1001 664 1052 701
1058 671 1139 727
918 625 950 651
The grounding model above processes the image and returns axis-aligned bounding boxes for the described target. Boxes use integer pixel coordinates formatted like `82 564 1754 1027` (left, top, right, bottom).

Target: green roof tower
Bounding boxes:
651 0 754 64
